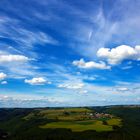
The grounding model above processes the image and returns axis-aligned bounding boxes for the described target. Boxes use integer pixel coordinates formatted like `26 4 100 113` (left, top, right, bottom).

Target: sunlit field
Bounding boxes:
38 108 121 132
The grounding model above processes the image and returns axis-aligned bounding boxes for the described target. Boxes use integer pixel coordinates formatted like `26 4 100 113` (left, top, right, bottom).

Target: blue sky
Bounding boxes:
0 0 140 107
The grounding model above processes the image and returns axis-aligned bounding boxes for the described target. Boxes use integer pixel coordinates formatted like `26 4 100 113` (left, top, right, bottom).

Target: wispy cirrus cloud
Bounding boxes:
0 16 58 48
58 83 84 89
0 15 59 80
65 0 140 60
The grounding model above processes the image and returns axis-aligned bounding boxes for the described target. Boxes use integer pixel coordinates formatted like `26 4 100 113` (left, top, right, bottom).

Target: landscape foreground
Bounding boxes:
0 106 140 140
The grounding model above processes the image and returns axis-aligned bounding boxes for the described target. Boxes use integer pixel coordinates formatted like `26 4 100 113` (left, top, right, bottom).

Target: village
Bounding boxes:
85 112 113 119
62 109 114 121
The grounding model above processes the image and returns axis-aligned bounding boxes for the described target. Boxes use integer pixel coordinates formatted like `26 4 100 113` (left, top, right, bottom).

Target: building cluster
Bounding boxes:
86 112 113 119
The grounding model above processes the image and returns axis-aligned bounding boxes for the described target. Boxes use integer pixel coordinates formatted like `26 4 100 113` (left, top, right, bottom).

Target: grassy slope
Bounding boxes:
40 120 113 132
37 107 121 132
107 118 122 126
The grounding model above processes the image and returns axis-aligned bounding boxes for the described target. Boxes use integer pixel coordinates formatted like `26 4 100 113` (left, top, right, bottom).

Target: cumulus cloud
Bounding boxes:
1 81 8 84
97 45 140 65
72 58 110 69
58 83 84 89
0 51 36 78
24 77 47 85
0 72 7 80
0 54 29 63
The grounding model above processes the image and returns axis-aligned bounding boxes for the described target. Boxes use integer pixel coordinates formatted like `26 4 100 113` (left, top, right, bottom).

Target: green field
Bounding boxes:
107 118 122 126
40 120 114 132
38 108 122 132
22 107 122 132
24 107 93 121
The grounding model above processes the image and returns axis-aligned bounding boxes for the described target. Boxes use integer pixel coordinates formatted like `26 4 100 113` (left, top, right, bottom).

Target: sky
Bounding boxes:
0 0 140 107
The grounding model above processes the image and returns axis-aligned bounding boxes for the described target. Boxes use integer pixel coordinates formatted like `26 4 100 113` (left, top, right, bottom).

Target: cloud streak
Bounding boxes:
0 54 29 62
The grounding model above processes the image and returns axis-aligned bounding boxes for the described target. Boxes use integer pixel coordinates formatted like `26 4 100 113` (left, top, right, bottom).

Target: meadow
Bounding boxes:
37 108 121 132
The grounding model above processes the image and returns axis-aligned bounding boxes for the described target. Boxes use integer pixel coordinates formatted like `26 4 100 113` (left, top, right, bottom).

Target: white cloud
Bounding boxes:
97 45 140 65
24 77 47 85
0 50 37 78
0 72 7 80
116 87 129 92
1 81 7 84
58 83 84 89
79 90 88 94
72 58 110 69
0 54 29 63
